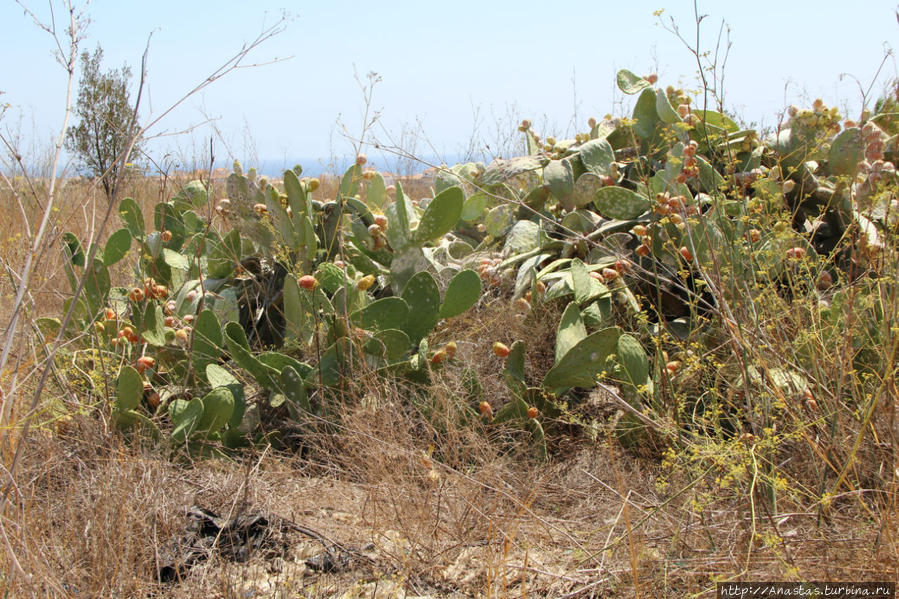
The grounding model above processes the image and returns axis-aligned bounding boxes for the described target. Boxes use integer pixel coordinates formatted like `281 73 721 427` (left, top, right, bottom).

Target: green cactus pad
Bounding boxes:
283 169 310 217
192 309 223 376
578 138 616 177
372 329 411 361
461 192 489 222
503 220 541 255
413 186 464 244
118 197 145 240
169 399 203 443
617 334 649 389
196 387 235 438
224 321 281 391
281 366 311 413
542 326 621 391
555 302 587 365
655 89 682 124
503 340 527 398
351 297 409 331
385 183 417 250
390 247 429 295
633 88 661 140
438 269 482 319
103 228 132 267
696 155 725 193
828 127 864 176
207 229 241 279
616 69 653 95
481 155 546 186
544 158 575 211
115 365 143 412
174 180 208 208
141 303 166 347
593 186 651 220
257 352 312 379
401 271 441 344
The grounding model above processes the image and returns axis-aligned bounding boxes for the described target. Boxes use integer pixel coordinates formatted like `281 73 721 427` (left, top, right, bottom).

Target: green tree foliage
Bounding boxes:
65 46 143 199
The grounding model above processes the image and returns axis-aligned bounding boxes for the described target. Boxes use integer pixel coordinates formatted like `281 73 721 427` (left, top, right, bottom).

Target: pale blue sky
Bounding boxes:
2 1 898 175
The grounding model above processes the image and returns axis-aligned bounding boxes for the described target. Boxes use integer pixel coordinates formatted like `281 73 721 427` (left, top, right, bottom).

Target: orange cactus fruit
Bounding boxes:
444 341 457 360
679 246 693 261
785 247 806 260
492 342 511 358
479 401 494 420
298 275 318 291
129 287 145 303
146 392 161 409
356 274 376 291
430 349 447 365
527 406 539 419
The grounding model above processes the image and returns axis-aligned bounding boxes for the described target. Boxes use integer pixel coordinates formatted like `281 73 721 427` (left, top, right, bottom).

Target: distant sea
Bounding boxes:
247 152 470 178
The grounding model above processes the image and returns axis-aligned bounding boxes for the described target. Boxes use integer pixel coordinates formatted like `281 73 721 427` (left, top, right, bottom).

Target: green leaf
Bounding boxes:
103 228 132 266
829 127 864 176
542 327 621 391
208 229 241 279
197 387 235 437
461 192 489 221
385 182 416 250
617 334 649 389
141 303 166 347
569 259 593 305
170 399 203 443
115 365 143 412
224 321 280 391
694 110 739 134
578 138 615 177
281 365 311 413
503 340 527 397
616 69 652 94
401 271 441 344
371 329 411 361
593 186 651 220
572 173 605 209
503 220 541 255
192 309 223 375
696 155 725 193
389 246 429 295
413 186 464 244
544 158 575 210
62 232 85 267
439 269 482 319
555 302 587 365
655 89 682 124
162 248 189 271
633 88 661 140
351 297 409 331
482 155 546 185
338 163 363 200
206 363 239 388
119 198 144 240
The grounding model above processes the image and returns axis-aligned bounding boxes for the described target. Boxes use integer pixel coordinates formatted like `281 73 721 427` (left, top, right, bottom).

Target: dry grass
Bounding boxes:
1 171 898 598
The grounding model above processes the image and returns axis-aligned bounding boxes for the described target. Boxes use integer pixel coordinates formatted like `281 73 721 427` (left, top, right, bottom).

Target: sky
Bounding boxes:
2 1 898 176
